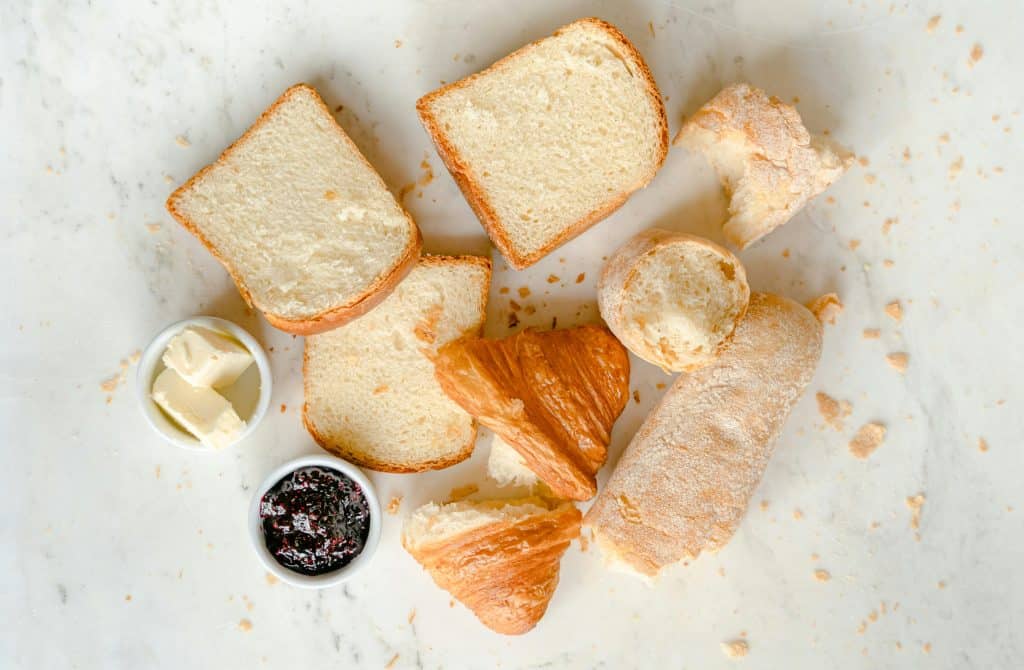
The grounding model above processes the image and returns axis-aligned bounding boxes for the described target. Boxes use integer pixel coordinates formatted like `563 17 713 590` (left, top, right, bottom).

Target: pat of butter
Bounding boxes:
162 326 253 389
152 368 245 449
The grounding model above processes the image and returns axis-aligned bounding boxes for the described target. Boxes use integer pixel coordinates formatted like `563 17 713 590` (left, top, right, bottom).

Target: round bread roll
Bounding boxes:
597 229 750 372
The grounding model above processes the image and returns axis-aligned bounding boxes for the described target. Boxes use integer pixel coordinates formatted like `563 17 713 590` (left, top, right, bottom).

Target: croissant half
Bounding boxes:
402 497 582 635
433 326 630 500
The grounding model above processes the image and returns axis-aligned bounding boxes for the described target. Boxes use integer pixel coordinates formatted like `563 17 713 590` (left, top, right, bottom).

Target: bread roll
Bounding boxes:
584 293 823 578
598 229 749 372
673 83 853 249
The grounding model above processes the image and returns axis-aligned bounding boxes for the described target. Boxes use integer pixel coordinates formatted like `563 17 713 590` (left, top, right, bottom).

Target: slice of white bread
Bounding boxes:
402 497 581 635
583 293 823 578
598 229 750 372
673 83 853 249
303 256 490 471
417 17 668 269
167 84 421 334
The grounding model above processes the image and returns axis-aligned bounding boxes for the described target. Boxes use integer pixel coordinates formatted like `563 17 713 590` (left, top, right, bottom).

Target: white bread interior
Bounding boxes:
673 83 853 249
303 256 489 472
487 435 540 488
168 84 419 328
402 497 552 552
598 229 750 372
417 18 667 268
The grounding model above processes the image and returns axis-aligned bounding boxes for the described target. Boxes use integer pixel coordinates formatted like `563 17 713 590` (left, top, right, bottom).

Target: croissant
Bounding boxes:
402 497 581 635
433 326 630 500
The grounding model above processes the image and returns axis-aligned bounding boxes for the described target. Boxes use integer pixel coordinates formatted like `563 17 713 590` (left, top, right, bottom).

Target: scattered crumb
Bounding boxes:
547 275 560 284
817 392 852 430
937 580 946 589
978 438 989 453
524 305 536 316
863 328 881 339
418 159 434 186
849 423 887 459
718 566 726 577
903 146 912 161
509 300 521 311
806 293 843 325
507 312 519 329
238 619 252 632
721 640 749 659
883 217 898 235
906 493 926 534
175 135 190 147
648 20 655 37
885 301 903 321
125 594 132 601
759 500 770 511
857 156 870 167
449 599 455 608
499 287 509 295
969 43 984 66
579 532 590 552
826 196 836 205
372 385 389 395
398 182 416 200
394 39 402 48
814 569 831 582
926 15 941 33
923 642 932 654
938 132 950 144
265 573 278 585
948 156 964 180
810 553 819 561
385 653 400 669
518 287 531 298
848 239 861 250
576 273 586 284
781 248 790 258
633 390 641 404
146 223 161 234
886 352 909 373
386 496 403 515
656 382 666 390
408 608 416 624
448 484 478 501
279 403 287 413
792 509 803 520
883 259 895 268
154 465 161 479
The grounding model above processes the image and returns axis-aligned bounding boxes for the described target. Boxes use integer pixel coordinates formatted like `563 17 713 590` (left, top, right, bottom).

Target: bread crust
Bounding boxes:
597 229 750 372
416 17 669 269
402 498 581 635
584 293 823 577
166 83 422 334
302 254 492 472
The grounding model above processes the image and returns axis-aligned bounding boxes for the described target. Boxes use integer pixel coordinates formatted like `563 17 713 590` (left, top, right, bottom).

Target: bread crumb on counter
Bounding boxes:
882 217 898 234
886 352 909 373
547 275 560 284
848 238 862 249
969 43 984 66
279 403 287 413
448 484 479 501
817 392 852 430
407 608 416 624
906 493 926 537
926 15 941 33
265 573 278 585
814 569 831 582
238 619 252 632
923 642 932 654
862 328 881 339
576 273 586 284
792 509 803 520
849 423 886 459
806 293 843 325
146 223 162 234
518 286 531 298
633 390 641 404
978 437 989 453
175 135 191 147
759 500 770 511
885 301 903 321
721 639 749 658
386 496 403 515
385 653 400 669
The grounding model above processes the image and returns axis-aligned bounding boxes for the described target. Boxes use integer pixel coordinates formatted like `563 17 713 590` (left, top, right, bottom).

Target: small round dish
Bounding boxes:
136 316 272 451
248 454 382 588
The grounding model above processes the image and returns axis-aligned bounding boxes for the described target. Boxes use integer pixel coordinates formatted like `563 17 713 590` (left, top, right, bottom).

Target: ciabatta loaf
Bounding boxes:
584 293 823 578
303 256 490 472
598 229 749 372
434 326 630 500
167 84 421 334
402 497 581 635
417 18 668 269
673 83 853 249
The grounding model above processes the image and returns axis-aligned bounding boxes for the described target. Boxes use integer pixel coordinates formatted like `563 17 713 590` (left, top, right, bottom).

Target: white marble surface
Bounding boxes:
3 1 1022 668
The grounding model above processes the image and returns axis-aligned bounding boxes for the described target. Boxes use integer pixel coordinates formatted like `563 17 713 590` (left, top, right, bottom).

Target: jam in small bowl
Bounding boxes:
248 455 381 588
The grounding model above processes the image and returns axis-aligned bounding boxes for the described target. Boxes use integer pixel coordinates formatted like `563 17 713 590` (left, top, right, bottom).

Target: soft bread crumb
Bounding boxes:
814 569 831 582
885 301 903 321
407 608 416 624
883 217 898 234
518 287 531 298
547 275 559 284
146 223 161 233
721 640 749 658
926 15 941 33
175 135 190 147
265 573 278 585
969 44 984 66
576 273 586 283
978 437 989 453
238 619 252 632
806 293 842 325
816 392 852 430
849 423 886 459
386 496 403 515
863 328 881 339
385 653 400 669
886 352 909 373
448 484 479 501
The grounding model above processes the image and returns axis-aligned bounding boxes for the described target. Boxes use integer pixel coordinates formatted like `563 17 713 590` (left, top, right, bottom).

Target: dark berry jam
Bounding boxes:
259 466 371 576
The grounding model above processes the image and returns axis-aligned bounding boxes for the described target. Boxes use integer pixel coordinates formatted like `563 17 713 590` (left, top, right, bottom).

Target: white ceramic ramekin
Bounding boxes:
136 316 272 451
248 454 382 588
